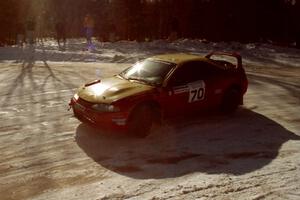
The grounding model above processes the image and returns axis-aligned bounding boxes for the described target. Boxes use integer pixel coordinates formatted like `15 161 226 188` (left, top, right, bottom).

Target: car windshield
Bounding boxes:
119 59 175 85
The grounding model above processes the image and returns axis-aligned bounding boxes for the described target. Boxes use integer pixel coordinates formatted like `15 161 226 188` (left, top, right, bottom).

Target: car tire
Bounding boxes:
128 105 154 138
220 88 240 113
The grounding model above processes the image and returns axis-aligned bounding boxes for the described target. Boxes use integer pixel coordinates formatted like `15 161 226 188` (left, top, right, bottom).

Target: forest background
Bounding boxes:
0 0 299 46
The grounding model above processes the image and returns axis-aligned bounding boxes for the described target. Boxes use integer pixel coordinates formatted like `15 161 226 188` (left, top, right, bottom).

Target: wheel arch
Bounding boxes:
128 100 162 124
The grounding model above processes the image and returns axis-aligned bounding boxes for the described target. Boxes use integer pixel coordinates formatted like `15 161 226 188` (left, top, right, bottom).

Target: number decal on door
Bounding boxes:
188 80 205 103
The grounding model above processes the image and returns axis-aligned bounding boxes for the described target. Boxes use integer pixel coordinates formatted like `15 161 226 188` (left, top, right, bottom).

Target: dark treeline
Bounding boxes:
0 0 299 46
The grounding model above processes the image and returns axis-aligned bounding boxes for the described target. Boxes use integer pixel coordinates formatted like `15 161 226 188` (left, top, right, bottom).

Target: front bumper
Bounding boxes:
69 98 130 131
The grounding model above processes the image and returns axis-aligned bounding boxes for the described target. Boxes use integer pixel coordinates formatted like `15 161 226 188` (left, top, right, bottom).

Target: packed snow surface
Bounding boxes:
0 39 300 200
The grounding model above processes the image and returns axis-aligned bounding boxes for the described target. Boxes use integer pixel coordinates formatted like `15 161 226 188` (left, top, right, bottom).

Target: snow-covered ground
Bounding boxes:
0 39 300 200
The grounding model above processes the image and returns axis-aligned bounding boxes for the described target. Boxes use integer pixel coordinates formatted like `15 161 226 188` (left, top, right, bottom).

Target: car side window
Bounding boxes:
169 61 223 86
169 63 195 86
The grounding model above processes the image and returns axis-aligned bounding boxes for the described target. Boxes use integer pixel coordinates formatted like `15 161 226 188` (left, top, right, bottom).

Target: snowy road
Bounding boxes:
0 40 300 200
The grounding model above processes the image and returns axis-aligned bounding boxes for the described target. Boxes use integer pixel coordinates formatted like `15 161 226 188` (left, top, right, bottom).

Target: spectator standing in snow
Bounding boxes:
108 23 117 42
25 18 36 45
83 14 95 50
168 17 179 42
55 20 67 50
16 22 25 47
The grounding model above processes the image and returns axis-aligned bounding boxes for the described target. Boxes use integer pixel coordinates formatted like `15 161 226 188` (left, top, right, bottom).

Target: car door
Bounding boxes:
163 61 226 116
163 61 208 116
181 61 213 112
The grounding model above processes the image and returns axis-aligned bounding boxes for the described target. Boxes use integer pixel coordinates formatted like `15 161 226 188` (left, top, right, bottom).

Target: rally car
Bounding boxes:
69 52 248 137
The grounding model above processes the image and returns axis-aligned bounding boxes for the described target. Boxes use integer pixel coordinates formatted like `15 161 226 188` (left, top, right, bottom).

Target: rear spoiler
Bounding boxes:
205 51 242 69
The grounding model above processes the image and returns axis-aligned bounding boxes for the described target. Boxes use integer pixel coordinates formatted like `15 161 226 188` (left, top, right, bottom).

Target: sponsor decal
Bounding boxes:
214 89 222 94
112 118 127 126
173 85 189 94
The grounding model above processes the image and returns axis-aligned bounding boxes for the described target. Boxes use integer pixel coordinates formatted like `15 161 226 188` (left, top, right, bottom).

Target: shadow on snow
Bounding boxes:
75 108 300 179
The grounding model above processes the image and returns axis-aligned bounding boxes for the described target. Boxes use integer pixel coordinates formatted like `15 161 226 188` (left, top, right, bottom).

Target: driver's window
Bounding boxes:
168 62 199 86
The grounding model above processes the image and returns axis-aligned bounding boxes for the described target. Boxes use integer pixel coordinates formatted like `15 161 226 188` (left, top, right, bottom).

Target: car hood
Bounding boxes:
77 76 154 104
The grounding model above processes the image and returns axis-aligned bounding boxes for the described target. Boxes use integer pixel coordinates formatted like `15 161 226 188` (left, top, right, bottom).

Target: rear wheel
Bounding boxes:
220 88 240 113
128 105 155 138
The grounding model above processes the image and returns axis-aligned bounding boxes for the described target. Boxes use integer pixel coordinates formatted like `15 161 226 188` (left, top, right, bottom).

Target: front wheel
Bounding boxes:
128 105 154 138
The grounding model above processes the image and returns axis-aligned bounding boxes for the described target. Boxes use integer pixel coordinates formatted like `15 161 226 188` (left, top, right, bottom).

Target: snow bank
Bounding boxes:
1 38 300 68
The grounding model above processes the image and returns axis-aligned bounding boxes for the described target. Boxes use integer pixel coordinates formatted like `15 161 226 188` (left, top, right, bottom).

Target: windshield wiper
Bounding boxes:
117 74 125 79
127 77 155 86
128 77 147 83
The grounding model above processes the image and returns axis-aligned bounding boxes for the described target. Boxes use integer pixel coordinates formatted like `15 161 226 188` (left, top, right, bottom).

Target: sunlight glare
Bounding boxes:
90 83 110 96
127 62 142 76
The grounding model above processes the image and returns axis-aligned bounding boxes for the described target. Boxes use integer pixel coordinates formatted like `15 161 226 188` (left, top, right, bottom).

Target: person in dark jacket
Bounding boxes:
55 20 67 50
26 18 36 45
83 14 95 50
16 22 25 47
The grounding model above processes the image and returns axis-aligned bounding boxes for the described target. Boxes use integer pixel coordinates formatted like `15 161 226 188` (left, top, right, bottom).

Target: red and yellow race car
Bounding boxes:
69 52 248 137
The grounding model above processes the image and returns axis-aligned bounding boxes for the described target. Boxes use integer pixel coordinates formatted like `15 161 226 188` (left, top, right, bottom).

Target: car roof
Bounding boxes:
149 53 207 65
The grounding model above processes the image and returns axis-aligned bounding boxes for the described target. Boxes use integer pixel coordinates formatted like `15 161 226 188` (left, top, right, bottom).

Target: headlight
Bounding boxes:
92 104 120 112
74 93 79 100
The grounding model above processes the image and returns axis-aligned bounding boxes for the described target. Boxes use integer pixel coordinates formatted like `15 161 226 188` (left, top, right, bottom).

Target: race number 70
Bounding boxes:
188 81 205 103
